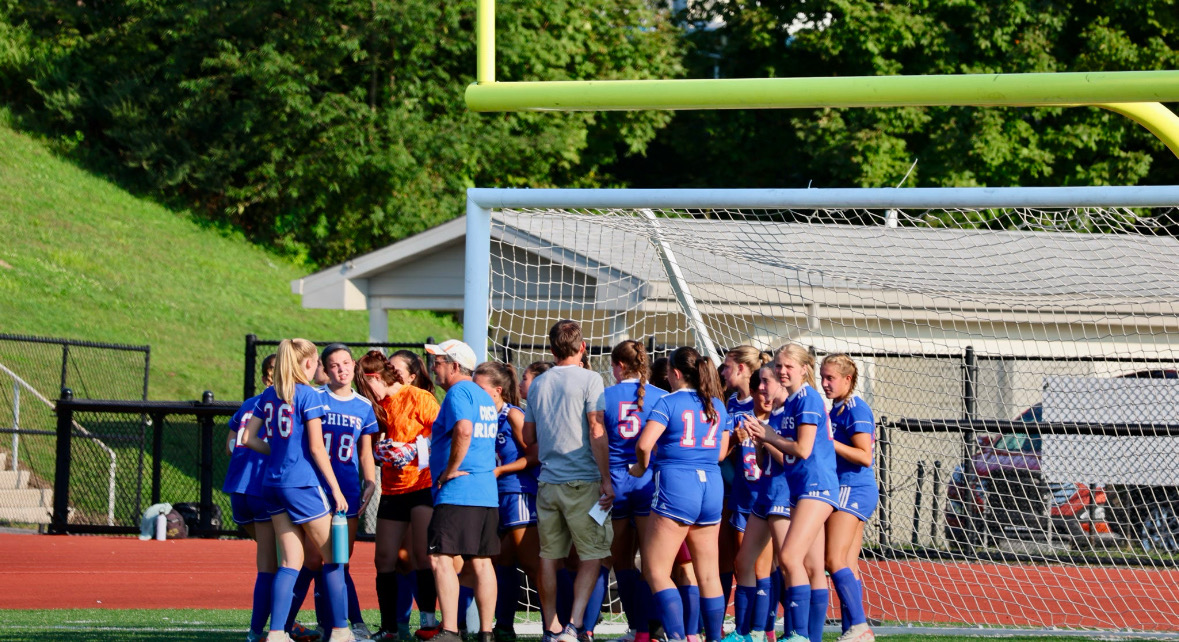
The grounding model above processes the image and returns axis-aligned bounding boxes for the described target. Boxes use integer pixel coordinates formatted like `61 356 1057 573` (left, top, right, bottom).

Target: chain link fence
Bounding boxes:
0 334 149 530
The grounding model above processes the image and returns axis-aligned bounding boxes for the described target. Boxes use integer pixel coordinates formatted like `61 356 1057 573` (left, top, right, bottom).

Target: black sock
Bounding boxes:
416 568 438 619
376 571 400 633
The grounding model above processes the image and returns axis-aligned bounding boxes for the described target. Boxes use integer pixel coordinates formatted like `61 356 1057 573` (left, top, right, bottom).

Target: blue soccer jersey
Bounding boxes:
319 388 380 503
253 384 329 489
223 392 268 497
647 389 732 469
603 379 668 467
431 380 499 508
726 393 762 512
831 395 876 487
774 384 838 499
495 403 538 495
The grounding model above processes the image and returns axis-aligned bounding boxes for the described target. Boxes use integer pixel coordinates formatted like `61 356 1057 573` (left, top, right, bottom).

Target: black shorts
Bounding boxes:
427 504 500 558
377 487 434 522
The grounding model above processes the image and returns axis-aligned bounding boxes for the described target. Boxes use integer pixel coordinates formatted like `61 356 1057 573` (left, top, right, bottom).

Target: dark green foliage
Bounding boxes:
618 0 1179 191
0 0 682 266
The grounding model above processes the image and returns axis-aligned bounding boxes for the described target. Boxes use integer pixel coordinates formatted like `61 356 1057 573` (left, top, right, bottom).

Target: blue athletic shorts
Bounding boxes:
836 484 879 522
611 465 654 520
650 466 723 526
230 492 271 525
729 509 750 533
498 492 537 532
751 475 791 520
791 487 840 510
264 485 332 524
343 486 362 520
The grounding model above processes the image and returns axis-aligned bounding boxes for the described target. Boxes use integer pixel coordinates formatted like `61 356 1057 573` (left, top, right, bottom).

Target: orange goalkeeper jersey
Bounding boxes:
379 384 439 495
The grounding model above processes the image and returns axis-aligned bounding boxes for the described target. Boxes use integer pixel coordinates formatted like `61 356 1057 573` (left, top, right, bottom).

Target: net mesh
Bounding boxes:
486 203 1179 633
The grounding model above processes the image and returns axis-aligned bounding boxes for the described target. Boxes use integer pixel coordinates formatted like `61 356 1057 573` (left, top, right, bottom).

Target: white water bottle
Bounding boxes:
155 512 166 541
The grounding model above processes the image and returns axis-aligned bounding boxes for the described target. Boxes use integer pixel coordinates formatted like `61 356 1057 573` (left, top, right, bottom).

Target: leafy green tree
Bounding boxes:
0 0 682 265
618 0 1179 193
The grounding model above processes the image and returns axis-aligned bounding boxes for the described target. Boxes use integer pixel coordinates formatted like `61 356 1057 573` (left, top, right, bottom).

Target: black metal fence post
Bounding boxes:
51 388 74 535
244 334 258 400
932 460 942 545
912 460 926 546
151 412 165 505
878 417 890 547
198 391 215 536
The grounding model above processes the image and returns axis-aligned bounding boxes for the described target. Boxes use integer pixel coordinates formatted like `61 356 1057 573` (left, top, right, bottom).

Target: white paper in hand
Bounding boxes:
588 497 610 526
416 435 430 469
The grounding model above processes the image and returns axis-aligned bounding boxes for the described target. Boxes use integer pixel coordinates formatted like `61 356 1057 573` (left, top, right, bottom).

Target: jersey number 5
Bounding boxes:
618 402 642 439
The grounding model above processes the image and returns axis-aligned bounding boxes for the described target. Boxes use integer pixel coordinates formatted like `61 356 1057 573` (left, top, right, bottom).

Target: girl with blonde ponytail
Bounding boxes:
241 338 357 642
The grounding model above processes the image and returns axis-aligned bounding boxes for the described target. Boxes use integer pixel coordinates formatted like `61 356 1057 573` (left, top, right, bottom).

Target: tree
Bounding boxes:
0 0 683 265
615 0 1179 192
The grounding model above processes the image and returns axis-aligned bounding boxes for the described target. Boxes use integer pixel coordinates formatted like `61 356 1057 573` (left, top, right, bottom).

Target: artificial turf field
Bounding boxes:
0 610 1168 642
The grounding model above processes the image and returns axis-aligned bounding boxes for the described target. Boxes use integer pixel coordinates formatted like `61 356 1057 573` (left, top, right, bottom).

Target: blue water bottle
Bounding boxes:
331 511 349 564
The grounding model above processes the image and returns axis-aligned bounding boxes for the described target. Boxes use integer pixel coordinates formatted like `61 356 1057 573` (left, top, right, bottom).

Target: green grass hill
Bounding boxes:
0 118 461 402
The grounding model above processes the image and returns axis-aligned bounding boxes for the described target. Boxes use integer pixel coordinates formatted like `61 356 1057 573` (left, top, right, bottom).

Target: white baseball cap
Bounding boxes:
424 339 477 371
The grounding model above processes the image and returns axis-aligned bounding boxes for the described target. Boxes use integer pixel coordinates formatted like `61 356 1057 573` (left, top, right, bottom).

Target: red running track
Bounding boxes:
1 534 1177 632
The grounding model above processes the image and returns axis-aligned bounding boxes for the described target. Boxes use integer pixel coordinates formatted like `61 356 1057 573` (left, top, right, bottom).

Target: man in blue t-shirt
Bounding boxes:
423 339 500 642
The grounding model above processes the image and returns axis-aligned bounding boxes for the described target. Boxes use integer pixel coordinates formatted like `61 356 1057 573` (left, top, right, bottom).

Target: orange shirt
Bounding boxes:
379 384 440 495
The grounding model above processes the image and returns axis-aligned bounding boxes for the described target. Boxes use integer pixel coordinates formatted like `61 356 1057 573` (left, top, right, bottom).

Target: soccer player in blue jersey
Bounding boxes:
602 340 666 642
630 346 731 642
747 345 838 642
723 365 784 642
320 344 381 640
819 355 877 642
473 361 539 642
241 339 358 642
425 340 501 642
225 354 278 642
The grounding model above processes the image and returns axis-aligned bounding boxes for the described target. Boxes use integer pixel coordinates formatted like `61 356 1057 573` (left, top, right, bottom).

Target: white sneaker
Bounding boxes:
328 628 359 642
835 623 874 642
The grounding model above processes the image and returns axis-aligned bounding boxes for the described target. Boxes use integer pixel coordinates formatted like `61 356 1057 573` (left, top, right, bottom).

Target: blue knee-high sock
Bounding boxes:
322 563 349 629
286 567 316 631
854 580 866 626
556 568 574 627
271 568 300 633
398 572 416 629
751 577 771 637
719 572 734 612
636 580 653 633
345 568 363 625
679 585 700 636
734 584 755 635
653 588 686 640
458 585 475 630
314 573 329 631
701 595 724 642
615 569 641 631
251 572 275 634
495 566 519 629
831 569 865 629
786 585 809 638
807 589 827 642
764 574 778 634
584 566 610 632
840 598 850 634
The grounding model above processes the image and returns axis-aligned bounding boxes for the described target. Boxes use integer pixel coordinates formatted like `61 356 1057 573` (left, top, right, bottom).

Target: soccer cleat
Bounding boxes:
780 634 808 642
555 624 581 642
415 625 443 641
429 630 464 642
835 624 875 642
370 630 398 642
268 633 295 642
719 631 750 642
247 631 266 642
351 624 375 640
478 632 495 642
492 626 517 642
578 630 595 642
609 631 636 642
291 623 323 642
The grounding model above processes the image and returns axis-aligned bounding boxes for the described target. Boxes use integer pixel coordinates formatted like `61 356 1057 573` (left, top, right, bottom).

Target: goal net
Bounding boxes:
470 186 1179 635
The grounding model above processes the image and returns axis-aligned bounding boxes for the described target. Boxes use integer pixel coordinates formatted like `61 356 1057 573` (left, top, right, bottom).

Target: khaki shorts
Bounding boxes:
537 480 613 560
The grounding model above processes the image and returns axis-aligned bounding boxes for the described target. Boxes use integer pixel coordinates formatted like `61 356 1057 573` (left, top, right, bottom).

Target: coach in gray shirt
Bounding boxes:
523 319 612 642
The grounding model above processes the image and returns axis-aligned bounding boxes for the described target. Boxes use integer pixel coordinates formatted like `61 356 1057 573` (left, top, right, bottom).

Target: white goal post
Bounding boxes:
463 185 1179 635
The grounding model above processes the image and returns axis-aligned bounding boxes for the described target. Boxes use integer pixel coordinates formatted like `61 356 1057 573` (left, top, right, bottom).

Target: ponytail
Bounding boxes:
273 339 317 404
390 349 436 394
473 361 520 407
611 339 650 411
355 350 390 429
670 346 724 423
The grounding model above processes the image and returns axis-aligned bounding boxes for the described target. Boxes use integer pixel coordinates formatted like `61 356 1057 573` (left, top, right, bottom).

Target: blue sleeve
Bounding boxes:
361 406 380 436
648 395 672 427
250 391 268 417
717 400 733 433
851 402 875 434
441 385 476 433
799 394 825 426
294 386 327 423
229 405 246 433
